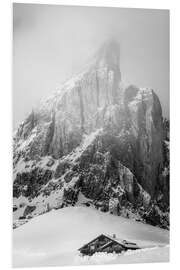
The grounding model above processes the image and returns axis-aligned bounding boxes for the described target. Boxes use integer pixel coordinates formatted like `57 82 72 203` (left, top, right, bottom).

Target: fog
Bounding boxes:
13 3 169 129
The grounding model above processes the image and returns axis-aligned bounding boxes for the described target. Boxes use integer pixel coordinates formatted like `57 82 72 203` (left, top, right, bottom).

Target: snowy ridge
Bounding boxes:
13 126 101 179
63 128 102 163
39 69 88 111
13 129 103 222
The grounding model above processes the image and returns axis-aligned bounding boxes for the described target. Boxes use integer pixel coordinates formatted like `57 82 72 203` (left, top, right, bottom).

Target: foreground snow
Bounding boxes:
13 206 169 267
75 246 169 265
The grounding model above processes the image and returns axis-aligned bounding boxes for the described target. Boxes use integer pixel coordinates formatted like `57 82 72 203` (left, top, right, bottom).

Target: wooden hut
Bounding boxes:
78 234 140 256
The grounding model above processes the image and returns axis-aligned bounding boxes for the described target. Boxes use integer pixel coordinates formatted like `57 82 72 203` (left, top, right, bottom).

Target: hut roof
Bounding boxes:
78 233 139 251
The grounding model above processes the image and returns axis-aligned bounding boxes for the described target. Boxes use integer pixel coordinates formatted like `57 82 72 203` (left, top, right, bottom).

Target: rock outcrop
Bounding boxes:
13 40 169 229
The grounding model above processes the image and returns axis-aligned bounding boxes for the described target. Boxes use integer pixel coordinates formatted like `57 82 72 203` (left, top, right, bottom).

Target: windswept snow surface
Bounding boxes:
13 207 169 267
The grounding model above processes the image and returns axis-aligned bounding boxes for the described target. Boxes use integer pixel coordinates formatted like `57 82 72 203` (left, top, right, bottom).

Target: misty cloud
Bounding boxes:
13 3 169 129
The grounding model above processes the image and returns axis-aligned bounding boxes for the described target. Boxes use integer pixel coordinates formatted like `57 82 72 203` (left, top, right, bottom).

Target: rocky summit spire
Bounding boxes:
95 39 120 73
93 39 121 103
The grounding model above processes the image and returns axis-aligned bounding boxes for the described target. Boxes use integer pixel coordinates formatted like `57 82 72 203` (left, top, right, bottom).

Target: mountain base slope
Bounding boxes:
13 206 169 267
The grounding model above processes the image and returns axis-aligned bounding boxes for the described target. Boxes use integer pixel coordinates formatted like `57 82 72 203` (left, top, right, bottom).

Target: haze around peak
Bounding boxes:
13 4 169 129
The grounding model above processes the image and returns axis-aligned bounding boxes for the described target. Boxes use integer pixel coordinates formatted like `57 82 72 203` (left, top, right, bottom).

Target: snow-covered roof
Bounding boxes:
78 233 139 251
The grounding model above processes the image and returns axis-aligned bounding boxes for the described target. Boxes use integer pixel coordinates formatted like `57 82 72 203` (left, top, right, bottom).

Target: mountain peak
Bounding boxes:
95 39 120 71
13 39 169 231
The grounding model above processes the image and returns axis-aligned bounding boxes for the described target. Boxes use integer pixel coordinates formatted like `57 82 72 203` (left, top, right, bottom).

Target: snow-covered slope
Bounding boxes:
13 206 169 267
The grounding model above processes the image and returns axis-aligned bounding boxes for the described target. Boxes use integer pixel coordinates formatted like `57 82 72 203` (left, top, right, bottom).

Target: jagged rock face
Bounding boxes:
13 40 169 229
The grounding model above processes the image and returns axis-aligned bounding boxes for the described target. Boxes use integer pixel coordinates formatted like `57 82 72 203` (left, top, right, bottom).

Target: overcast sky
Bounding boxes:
13 4 169 129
